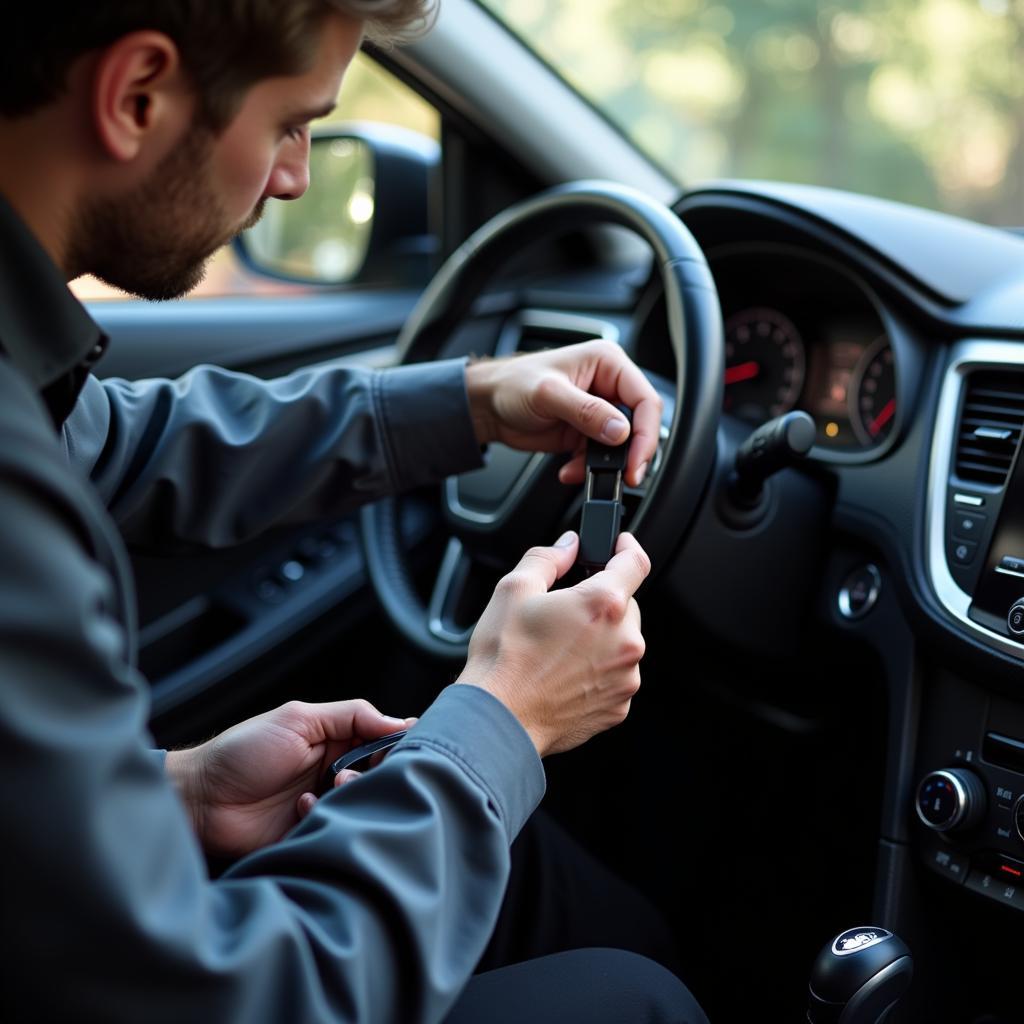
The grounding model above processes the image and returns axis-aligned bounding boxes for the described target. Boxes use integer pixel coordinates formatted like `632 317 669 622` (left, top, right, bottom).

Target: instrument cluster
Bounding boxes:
712 247 896 453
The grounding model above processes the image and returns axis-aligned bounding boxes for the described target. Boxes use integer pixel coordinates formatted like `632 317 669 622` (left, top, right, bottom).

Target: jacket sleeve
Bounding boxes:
0 436 545 1022
60 358 485 550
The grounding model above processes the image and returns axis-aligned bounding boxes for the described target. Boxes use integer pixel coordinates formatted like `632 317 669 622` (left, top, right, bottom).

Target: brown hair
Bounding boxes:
2 1 435 128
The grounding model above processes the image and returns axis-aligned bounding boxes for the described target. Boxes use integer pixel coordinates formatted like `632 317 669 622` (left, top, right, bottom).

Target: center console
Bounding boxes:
921 339 1024 912
913 672 1024 912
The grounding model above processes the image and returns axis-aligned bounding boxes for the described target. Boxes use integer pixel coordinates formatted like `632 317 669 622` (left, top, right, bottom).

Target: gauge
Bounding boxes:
851 337 896 446
723 308 806 423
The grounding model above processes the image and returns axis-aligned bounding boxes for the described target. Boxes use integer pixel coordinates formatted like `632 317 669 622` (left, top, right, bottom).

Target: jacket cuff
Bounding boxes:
373 359 484 491
394 684 546 843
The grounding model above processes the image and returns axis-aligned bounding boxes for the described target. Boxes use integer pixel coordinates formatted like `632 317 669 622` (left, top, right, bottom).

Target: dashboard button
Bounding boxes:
973 849 1024 884
922 843 968 884
837 564 881 620
949 539 977 566
295 535 337 565
1000 555 1024 574
254 577 285 603
278 560 305 584
952 511 987 540
953 492 985 507
965 868 1024 910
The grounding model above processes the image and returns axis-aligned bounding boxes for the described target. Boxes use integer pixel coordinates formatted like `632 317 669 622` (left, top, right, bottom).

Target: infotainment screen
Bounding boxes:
970 446 1024 635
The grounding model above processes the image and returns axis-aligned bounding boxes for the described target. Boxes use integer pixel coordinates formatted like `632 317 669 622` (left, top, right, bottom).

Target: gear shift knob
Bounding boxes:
807 926 913 1024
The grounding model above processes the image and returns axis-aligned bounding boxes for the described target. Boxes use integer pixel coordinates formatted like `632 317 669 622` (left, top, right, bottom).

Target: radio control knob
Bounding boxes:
1008 598 1024 635
915 769 986 833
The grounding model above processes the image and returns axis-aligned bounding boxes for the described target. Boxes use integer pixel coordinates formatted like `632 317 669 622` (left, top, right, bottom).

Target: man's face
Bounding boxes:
72 13 361 301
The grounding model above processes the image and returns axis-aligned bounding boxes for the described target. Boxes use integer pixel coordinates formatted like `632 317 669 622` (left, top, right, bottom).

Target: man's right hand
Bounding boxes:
455 531 650 757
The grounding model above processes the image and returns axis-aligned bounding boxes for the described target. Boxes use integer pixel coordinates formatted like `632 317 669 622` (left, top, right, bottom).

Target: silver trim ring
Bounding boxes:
837 564 882 620
427 538 475 645
445 452 547 526
926 340 1024 660
1008 601 1024 635
915 769 968 832
831 928 891 956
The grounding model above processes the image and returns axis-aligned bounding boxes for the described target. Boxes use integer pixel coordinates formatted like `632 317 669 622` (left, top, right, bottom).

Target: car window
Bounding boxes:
481 0 1022 226
72 52 439 302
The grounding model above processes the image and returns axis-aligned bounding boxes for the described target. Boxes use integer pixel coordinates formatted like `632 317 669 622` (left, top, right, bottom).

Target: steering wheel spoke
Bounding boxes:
427 539 477 645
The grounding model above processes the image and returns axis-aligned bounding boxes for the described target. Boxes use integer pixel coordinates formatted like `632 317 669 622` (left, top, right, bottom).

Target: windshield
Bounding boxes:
480 0 1022 227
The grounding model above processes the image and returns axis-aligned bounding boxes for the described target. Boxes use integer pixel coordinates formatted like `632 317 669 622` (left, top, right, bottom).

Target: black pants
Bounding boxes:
446 812 709 1024
447 948 709 1024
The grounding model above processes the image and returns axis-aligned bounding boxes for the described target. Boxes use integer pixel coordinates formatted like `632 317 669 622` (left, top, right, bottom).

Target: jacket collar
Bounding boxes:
0 191 108 424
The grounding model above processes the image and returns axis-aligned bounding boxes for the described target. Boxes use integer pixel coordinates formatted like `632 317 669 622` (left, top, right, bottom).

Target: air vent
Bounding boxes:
954 370 1024 486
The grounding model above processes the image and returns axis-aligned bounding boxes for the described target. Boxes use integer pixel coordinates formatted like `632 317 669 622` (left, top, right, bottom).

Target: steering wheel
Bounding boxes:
360 180 723 660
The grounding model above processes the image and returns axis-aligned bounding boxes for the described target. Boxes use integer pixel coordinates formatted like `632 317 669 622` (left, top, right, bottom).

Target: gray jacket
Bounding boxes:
0 197 545 1023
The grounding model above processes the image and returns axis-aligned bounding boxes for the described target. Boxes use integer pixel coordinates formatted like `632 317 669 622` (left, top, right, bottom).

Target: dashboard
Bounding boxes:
652 183 1024 1022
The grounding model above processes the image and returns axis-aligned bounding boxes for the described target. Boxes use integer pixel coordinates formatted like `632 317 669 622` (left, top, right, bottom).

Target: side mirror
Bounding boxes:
235 122 439 287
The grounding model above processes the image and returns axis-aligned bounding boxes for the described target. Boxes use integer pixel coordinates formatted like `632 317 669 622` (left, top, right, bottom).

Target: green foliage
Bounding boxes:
484 0 1024 225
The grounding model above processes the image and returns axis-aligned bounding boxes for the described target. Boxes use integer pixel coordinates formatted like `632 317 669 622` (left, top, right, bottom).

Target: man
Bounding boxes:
0 2 708 1022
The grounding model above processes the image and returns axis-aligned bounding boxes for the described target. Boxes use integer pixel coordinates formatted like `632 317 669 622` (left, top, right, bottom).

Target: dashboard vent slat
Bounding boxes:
954 370 1024 487
973 427 1014 441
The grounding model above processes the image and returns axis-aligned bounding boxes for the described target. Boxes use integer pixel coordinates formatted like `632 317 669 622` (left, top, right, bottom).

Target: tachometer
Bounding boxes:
851 337 896 446
723 308 806 423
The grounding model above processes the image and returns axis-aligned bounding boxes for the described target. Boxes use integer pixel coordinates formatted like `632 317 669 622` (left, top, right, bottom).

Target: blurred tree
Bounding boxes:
487 0 1024 225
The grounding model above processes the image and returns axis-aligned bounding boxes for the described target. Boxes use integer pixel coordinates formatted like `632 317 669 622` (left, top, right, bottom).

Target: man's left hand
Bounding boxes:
465 340 664 488
165 700 415 859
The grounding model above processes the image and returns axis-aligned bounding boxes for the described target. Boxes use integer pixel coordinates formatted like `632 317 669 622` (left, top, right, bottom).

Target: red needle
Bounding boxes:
725 361 760 385
868 397 896 437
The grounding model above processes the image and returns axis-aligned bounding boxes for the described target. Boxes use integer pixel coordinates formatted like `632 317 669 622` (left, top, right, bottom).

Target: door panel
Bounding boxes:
88 289 423 729
90 290 418 380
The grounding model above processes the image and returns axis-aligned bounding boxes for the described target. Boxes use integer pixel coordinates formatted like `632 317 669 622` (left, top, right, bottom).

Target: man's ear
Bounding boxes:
91 31 189 163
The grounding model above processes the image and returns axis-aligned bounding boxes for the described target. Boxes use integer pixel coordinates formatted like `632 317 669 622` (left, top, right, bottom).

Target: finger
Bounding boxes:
591 354 663 486
297 792 317 819
580 532 651 599
534 374 630 446
307 698 411 747
626 595 641 630
557 450 585 485
505 532 580 595
333 768 361 788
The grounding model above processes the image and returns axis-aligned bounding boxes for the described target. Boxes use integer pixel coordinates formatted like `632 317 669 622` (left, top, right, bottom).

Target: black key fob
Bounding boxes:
577 405 631 575
321 730 407 792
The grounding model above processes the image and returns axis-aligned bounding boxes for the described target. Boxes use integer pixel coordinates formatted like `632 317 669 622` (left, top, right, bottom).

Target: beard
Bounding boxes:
69 125 265 302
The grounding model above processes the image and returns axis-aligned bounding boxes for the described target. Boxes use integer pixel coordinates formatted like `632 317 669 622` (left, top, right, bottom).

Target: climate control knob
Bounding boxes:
915 769 986 833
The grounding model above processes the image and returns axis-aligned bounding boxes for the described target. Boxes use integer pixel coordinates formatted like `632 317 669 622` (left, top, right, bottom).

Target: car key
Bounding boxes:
576 404 632 576
321 730 408 792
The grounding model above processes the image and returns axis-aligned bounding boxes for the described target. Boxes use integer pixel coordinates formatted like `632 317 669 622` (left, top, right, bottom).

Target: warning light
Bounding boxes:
825 422 840 438
999 864 1022 878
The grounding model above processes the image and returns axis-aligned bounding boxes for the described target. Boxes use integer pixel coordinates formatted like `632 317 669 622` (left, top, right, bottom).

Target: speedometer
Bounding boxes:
723 308 806 423
850 337 896 446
